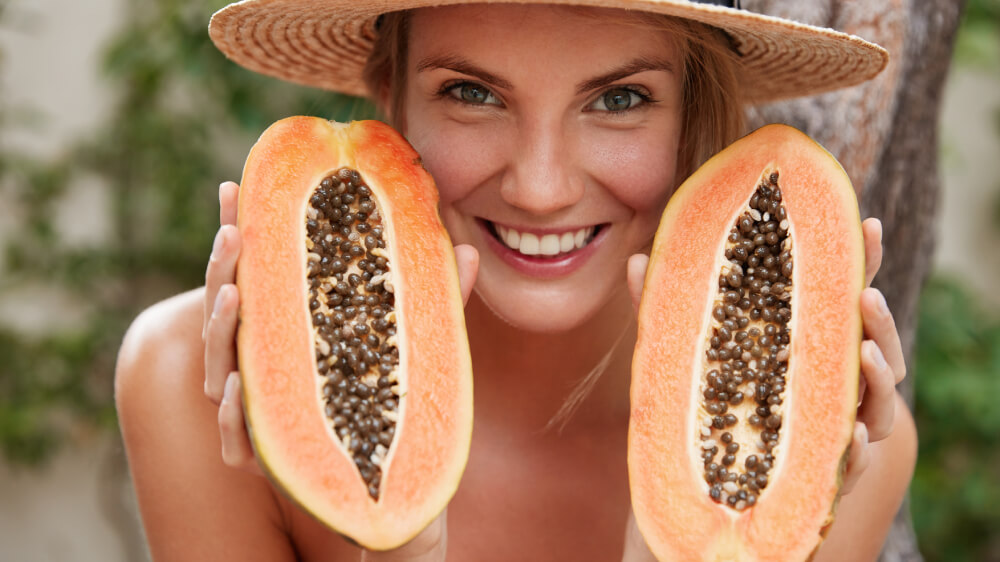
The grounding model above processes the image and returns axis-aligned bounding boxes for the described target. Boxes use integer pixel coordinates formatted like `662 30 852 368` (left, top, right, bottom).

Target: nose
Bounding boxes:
499 118 585 216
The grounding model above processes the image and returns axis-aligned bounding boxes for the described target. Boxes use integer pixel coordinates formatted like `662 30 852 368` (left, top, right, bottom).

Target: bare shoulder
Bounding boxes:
115 288 207 447
115 289 298 561
116 288 204 386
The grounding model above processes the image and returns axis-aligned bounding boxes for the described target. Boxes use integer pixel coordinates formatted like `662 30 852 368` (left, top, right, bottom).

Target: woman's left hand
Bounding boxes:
620 218 906 559
841 218 907 494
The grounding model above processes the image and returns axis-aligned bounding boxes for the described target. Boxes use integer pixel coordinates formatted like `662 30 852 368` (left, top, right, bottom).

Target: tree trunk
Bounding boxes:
741 0 966 559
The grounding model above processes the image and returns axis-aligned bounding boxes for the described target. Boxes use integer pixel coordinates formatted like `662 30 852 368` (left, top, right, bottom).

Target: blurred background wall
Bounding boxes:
1 1 139 560
0 0 997 560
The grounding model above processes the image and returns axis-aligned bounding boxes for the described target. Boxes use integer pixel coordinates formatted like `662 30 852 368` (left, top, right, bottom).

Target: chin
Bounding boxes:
472 282 613 335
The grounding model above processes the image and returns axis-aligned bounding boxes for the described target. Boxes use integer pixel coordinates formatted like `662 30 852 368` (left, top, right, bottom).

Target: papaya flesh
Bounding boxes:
236 117 472 550
629 124 863 561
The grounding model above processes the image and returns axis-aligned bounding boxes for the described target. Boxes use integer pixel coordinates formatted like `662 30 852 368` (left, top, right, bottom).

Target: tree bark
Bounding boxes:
741 1 966 560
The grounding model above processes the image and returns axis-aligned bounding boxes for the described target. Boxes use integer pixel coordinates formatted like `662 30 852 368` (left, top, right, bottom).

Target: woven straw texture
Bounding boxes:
209 0 888 102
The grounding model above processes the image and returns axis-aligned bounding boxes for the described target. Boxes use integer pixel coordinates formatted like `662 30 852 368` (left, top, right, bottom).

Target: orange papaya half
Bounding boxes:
236 117 472 550
629 124 863 561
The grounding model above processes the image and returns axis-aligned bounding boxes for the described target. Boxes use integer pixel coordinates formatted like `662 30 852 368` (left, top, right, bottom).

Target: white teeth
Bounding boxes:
503 226 520 250
495 223 596 255
539 234 561 256
560 232 575 253
519 232 540 255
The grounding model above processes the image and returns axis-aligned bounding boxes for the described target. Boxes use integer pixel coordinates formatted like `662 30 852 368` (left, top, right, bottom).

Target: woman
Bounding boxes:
115 1 916 560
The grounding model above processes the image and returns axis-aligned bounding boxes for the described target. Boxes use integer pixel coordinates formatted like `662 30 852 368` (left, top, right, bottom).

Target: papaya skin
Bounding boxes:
629 125 865 562
235 117 473 550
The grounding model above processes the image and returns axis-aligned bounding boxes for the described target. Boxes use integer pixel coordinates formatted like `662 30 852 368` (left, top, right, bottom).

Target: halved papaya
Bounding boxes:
629 124 863 561
235 117 473 550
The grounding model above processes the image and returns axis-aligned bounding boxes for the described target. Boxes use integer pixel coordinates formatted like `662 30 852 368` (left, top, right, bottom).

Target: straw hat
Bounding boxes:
209 0 888 102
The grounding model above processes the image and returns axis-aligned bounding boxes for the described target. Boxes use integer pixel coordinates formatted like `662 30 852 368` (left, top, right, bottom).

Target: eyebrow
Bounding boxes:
414 54 676 94
575 57 677 95
415 54 514 90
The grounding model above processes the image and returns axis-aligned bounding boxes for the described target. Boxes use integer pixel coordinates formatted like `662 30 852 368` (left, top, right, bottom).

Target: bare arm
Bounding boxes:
115 290 301 561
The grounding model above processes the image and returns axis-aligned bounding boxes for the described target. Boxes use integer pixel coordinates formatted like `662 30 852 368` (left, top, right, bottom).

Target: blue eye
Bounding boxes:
590 87 649 112
446 82 500 106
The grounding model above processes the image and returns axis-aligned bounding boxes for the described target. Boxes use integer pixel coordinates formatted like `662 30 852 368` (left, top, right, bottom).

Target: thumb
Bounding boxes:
627 253 650 315
362 510 447 562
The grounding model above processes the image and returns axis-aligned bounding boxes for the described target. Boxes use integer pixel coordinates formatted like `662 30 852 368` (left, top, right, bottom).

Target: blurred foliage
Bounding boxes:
954 0 1000 67
0 0 373 466
911 278 1000 561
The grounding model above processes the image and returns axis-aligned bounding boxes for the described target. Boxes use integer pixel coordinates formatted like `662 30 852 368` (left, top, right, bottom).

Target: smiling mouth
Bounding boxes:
485 220 602 257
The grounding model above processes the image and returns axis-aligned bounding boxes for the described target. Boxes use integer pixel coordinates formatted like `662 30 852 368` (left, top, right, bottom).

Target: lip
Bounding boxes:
477 219 608 279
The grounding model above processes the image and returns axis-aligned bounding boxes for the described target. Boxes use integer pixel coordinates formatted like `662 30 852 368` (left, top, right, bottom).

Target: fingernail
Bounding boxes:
876 291 889 316
214 285 229 316
871 343 887 370
223 372 238 404
212 228 226 256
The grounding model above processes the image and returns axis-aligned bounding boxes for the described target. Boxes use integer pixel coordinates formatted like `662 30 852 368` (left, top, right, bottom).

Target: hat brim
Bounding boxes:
209 0 888 103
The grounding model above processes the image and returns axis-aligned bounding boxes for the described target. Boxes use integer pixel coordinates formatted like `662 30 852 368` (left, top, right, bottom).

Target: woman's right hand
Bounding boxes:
202 180 479 559
201 181 259 473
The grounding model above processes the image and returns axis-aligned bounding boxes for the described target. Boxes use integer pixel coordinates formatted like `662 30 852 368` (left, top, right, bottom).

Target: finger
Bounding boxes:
861 288 906 384
453 244 479 306
203 181 241 339
840 422 870 496
220 181 239 226
621 509 657 562
626 253 650 315
205 284 239 403
203 224 242 339
862 218 882 287
218 372 263 476
362 510 447 562
857 340 896 442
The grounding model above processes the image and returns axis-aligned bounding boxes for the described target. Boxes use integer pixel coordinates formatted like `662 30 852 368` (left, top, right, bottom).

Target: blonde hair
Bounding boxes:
362 8 746 184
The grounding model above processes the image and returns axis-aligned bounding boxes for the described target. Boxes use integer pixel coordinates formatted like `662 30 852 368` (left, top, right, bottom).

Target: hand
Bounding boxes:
202 179 479 557
841 218 906 495
619 218 906 556
202 181 259 473
626 221 905 496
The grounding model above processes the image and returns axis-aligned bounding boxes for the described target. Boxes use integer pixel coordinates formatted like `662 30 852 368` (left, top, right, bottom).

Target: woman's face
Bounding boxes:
402 5 685 333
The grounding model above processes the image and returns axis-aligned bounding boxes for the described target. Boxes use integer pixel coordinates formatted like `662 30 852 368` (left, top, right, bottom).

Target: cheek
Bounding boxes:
586 128 681 214
404 119 505 207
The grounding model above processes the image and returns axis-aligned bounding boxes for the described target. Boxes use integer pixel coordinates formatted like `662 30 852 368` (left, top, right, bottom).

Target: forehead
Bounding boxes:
408 5 683 72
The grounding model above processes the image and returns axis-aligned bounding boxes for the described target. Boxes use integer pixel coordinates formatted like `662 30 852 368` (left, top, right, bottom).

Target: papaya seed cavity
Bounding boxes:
305 168 399 501
699 170 793 511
